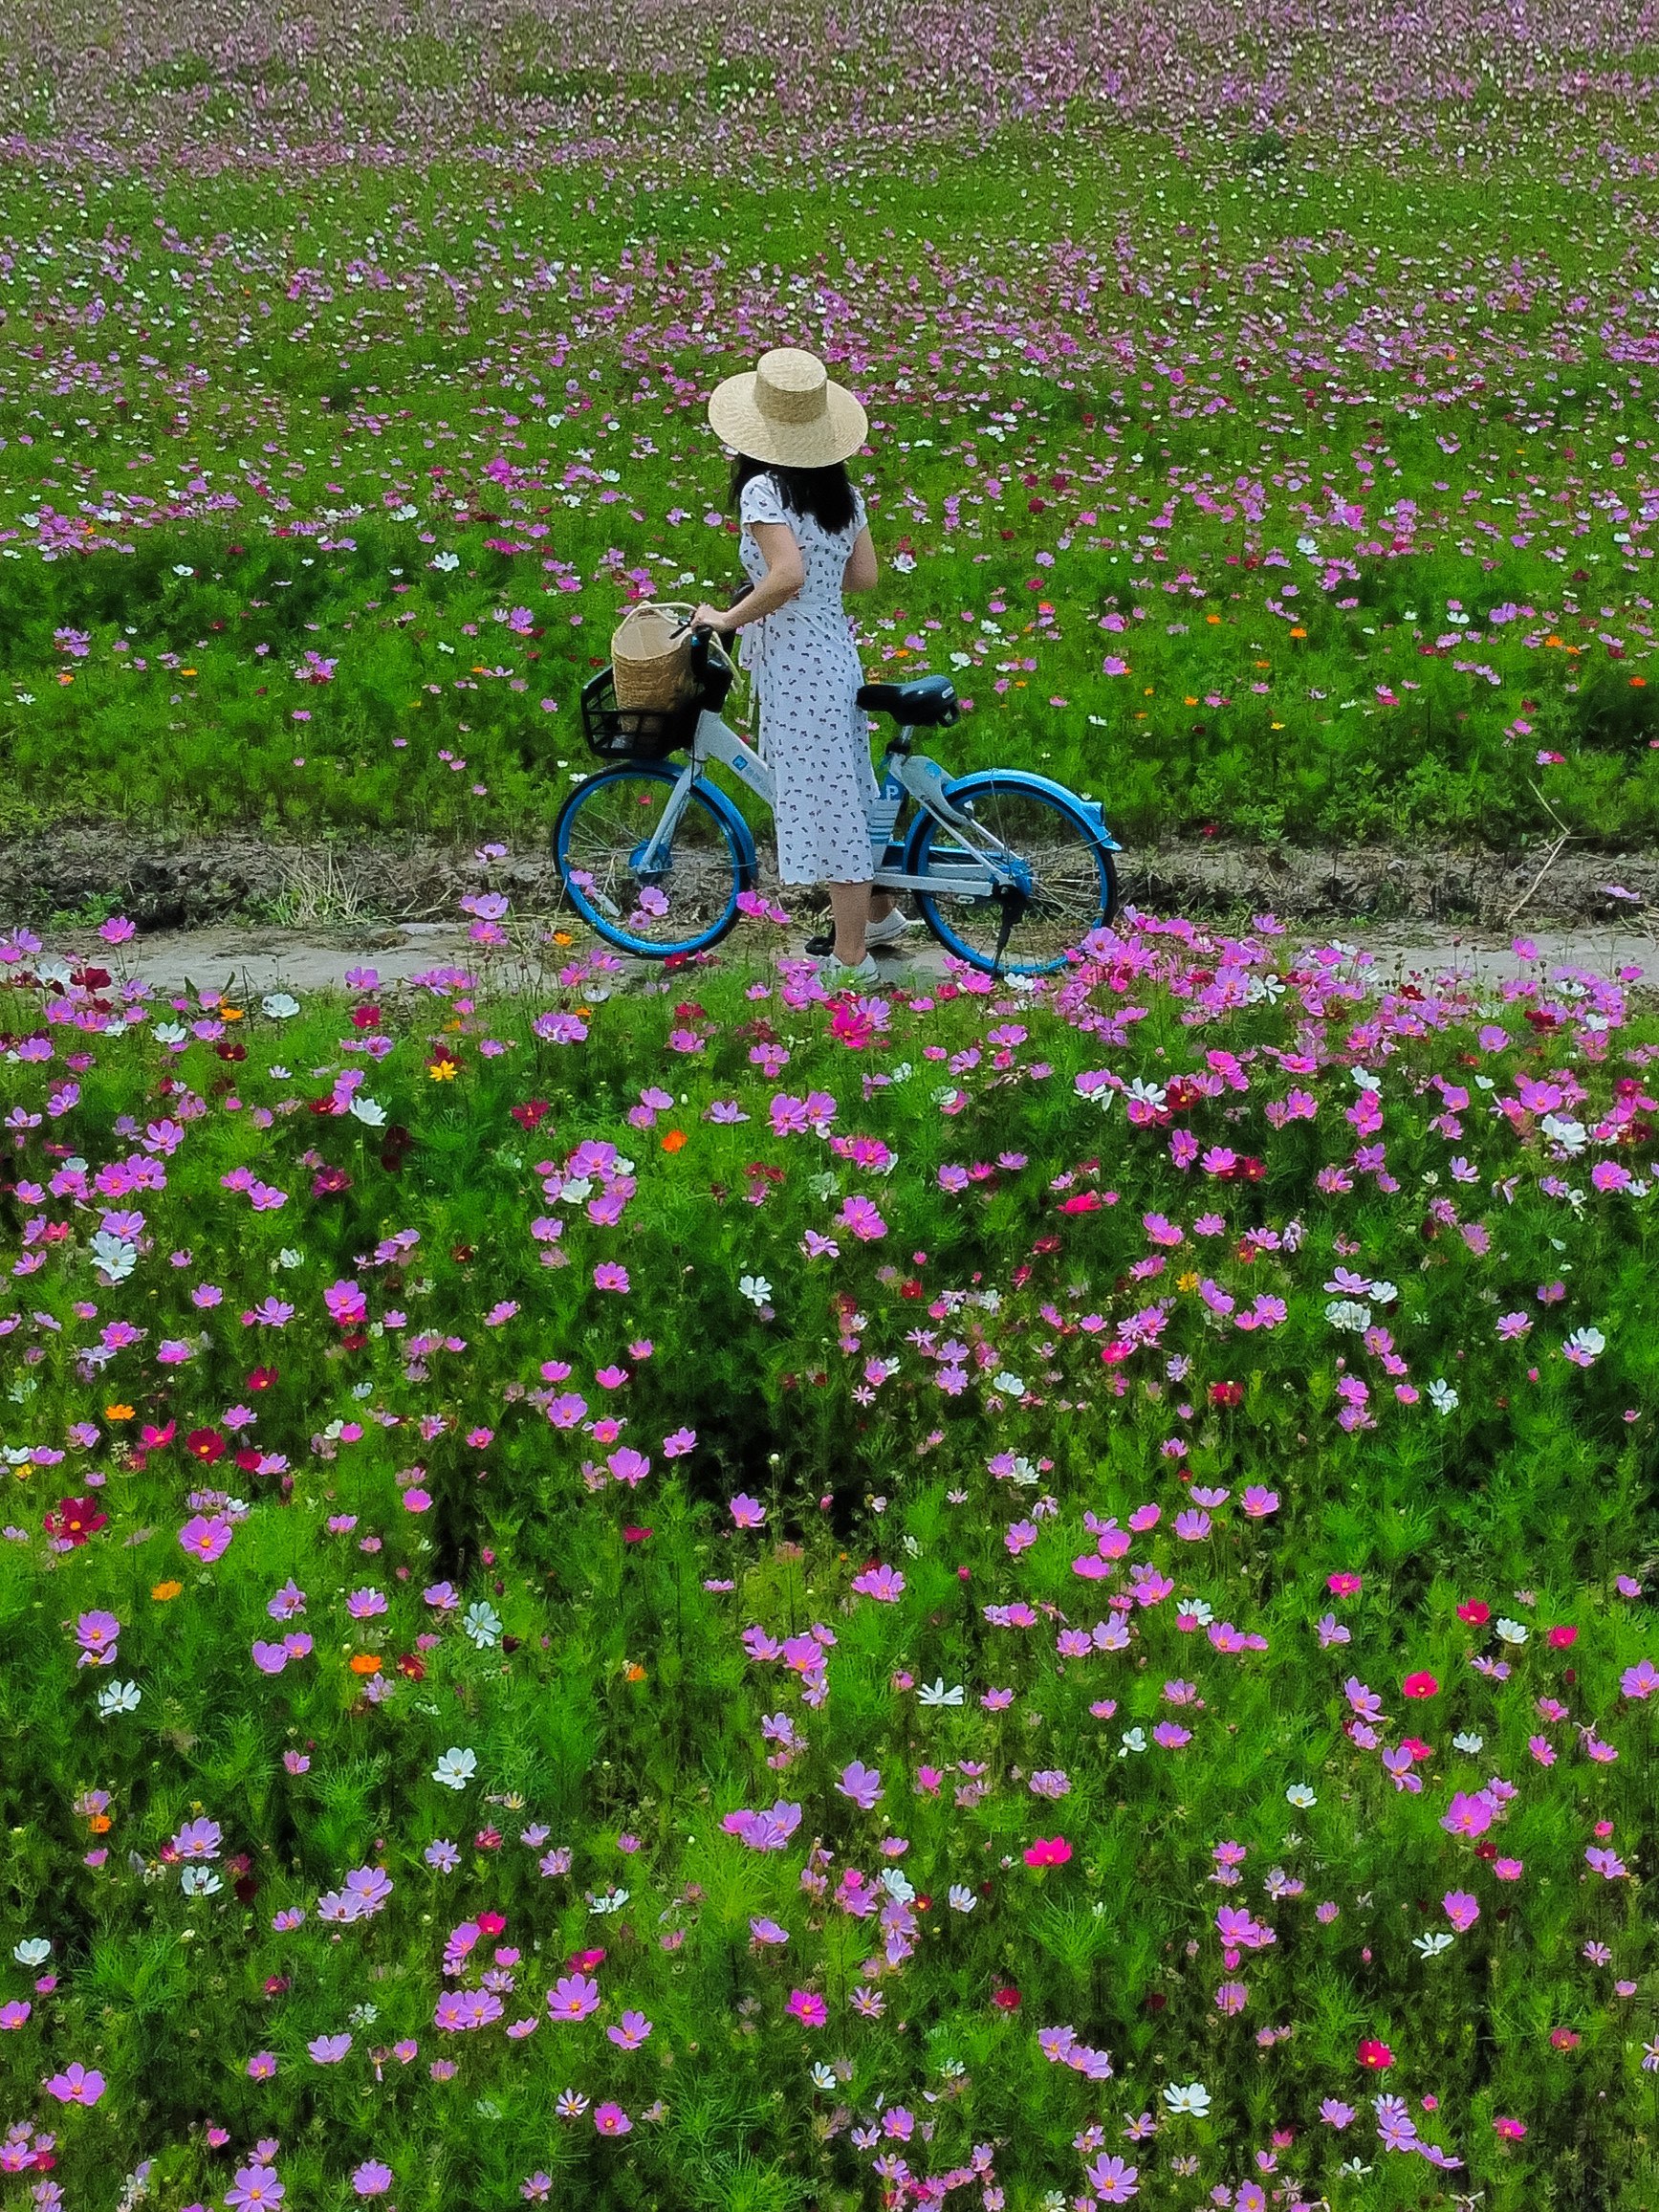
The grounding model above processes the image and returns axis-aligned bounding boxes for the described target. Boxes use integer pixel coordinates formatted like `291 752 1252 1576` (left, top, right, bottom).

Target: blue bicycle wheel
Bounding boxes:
906 770 1118 975
554 764 748 956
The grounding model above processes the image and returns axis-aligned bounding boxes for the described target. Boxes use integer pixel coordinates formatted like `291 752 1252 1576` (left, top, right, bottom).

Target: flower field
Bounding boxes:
6 0 1659 860
2 908 1657 2209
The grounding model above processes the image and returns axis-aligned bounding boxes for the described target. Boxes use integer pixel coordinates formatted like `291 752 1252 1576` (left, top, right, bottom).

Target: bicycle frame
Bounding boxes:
634 707 1014 898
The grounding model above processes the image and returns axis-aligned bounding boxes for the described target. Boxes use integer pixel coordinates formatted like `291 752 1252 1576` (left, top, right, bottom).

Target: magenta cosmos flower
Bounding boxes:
849 1563 905 1602
547 1974 600 2022
46 2062 104 2105
785 1991 827 2027
179 1514 233 1564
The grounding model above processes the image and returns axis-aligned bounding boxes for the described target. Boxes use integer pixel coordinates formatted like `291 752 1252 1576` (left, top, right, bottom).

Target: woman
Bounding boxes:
692 346 907 986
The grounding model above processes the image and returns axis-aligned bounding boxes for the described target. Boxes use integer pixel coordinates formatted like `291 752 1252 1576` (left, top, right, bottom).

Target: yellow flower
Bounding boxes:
428 1061 459 1082
1176 1270 1200 1293
151 1580 183 1603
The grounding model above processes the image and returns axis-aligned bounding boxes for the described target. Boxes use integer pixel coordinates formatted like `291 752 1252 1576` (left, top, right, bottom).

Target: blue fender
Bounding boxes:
901 767 1122 867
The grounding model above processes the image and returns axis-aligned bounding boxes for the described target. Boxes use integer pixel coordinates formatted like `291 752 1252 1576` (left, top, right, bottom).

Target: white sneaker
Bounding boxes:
865 908 914 948
816 953 882 989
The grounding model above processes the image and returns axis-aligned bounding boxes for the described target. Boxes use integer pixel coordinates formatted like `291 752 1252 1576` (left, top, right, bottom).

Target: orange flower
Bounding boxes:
1632 676 1647 688
106 1405 135 1422
87 1813 113 1834
661 1130 688 1153
1289 626 1307 640
350 1653 382 1675
624 1662 647 1682
553 931 574 946
151 1580 184 1603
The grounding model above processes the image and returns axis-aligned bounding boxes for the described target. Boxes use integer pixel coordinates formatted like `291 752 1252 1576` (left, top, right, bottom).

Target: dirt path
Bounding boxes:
4 826 1657 937
30 916 1658 997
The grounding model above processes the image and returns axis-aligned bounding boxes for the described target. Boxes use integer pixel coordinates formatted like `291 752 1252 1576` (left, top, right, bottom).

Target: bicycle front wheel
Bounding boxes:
554 764 747 956
908 772 1118 975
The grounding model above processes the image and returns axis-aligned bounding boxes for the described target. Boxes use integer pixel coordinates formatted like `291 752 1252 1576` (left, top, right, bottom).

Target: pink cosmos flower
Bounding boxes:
1023 1836 1072 1868
606 2009 652 2049
729 1494 766 1528
837 1761 884 1809
547 1974 601 2022
1443 1891 1480 1931
351 2164 393 2197
179 1513 233 1564
46 2062 104 2105
785 1990 827 2026
593 2102 632 2135
850 1563 905 1602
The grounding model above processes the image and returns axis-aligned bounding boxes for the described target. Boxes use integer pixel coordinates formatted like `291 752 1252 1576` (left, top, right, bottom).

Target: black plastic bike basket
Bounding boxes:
579 664 701 763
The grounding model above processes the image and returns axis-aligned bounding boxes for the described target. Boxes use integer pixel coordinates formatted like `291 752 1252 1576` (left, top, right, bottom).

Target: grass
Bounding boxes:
1 140 1659 857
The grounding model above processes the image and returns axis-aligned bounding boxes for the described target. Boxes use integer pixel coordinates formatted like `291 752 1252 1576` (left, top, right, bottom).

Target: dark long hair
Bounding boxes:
728 452 858 535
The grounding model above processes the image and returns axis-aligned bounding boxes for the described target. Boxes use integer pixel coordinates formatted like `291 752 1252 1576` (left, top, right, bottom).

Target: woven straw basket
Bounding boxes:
610 602 697 712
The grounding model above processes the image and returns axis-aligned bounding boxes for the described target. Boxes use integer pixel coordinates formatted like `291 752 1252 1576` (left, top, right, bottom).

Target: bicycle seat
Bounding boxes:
857 674 958 727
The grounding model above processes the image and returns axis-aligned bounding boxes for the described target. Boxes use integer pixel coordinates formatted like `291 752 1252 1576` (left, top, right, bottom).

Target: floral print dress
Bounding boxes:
737 472 877 887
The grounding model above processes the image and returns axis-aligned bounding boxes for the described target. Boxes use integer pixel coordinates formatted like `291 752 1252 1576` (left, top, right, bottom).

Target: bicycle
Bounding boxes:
553 627 1121 975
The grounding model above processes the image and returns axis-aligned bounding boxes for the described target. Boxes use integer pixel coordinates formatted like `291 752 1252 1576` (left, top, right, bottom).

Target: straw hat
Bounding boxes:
707 347 868 469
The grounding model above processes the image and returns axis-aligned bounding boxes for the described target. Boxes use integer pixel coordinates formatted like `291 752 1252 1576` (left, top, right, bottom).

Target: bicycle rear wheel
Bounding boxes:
554 764 748 956
907 771 1117 975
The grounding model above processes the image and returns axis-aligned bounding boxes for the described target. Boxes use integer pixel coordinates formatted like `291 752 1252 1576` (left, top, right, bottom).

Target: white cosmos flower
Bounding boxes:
89 1232 138 1282
1427 1380 1459 1414
261 994 300 1019
430 551 460 572
181 1867 223 1897
1163 2080 1212 2116
152 1022 188 1044
917 1678 965 1707
1452 1732 1484 1754
1413 1931 1455 1957
588 1888 630 1916
12 1938 51 1967
948 1885 977 1913
463 1602 502 1650
348 1095 387 1128
1286 1784 1317 1808
1118 1727 1147 1757
1495 1617 1529 1645
432 1746 477 1790
97 1679 142 1719
811 2063 839 2090
738 1275 772 1307
1324 1300 1372 1333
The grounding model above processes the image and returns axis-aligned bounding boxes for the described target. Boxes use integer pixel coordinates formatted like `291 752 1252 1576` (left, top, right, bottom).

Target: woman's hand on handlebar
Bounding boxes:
690 602 733 636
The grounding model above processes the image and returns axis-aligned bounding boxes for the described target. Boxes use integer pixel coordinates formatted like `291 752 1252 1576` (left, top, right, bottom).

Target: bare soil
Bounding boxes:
2 825 1654 932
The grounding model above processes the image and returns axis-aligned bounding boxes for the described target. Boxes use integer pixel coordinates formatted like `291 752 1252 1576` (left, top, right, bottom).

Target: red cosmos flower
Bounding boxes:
347 1004 382 1030
622 1526 653 1544
1059 1192 1102 1213
1023 1836 1072 1868
476 1912 508 1937
569 1948 605 1971
248 1368 278 1392
140 1421 176 1450
396 1654 426 1681
1402 1673 1439 1699
186 1429 226 1465
899 1280 926 1299
1456 1600 1491 1626
1209 1380 1244 1407
510 1099 552 1131
992 1986 1021 2010
1546 1625 1578 1650
44 1497 107 1545
1549 2027 1581 2050
1357 2039 1394 2070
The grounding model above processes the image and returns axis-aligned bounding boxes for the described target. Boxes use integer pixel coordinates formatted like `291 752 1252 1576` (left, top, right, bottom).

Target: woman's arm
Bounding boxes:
692 521 802 635
842 525 878 594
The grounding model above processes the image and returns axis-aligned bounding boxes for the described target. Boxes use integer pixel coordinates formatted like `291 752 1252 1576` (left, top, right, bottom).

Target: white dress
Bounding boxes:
737 473 878 887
